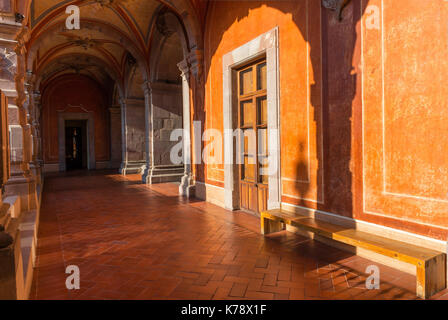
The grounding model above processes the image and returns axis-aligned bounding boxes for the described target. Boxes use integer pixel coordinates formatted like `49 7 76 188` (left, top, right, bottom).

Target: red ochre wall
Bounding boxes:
41 74 110 164
203 0 448 240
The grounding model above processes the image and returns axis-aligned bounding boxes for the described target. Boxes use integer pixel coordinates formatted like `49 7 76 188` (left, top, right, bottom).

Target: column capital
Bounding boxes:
32 91 41 100
142 80 153 96
187 49 203 78
177 59 190 80
119 97 126 106
26 71 37 89
14 26 29 55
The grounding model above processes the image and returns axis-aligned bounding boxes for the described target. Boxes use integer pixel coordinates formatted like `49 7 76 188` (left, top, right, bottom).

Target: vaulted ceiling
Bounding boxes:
26 0 204 95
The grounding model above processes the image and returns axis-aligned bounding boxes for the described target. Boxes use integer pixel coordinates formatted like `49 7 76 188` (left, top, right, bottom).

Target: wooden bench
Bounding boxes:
261 209 446 299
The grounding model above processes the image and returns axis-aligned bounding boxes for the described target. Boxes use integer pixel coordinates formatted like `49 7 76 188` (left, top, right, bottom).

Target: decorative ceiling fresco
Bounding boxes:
26 0 204 93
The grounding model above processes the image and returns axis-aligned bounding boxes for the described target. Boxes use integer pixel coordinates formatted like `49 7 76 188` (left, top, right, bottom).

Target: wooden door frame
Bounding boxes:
237 60 268 214
58 111 96 171
222 27 281 211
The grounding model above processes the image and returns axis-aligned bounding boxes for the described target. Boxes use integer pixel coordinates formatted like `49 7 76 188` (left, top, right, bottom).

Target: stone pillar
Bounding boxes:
119 98 128 174
178 60 195 197
141 80 184 185
0 13 33 300
0 220 22 300
119 98 146 174
30 91 42 163
109 106 122 168
0 24 37 212
186 49 205 186
141 82 153 183
22 75 33 178
28 79 42 186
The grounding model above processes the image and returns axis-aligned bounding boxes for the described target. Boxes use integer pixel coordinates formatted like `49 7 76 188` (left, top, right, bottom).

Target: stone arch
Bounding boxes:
35 53 123 96
161 0 203 52
125 62 145 100
148 7 191 80
26 19 148 81
150 33 184 84
143 7 191 187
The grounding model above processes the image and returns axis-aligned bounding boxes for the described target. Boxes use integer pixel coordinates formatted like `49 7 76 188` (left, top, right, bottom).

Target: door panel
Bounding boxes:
258 184 269 213
240 68 254 95
257 96 268 125
240 183 247 209
256 62 267 91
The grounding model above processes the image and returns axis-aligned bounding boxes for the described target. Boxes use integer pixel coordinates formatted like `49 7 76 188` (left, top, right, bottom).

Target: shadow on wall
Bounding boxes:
203 0 370 219
295 142 309 207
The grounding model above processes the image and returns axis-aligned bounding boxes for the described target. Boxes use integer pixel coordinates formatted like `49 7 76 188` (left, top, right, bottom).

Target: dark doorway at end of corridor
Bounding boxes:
65 120 88 171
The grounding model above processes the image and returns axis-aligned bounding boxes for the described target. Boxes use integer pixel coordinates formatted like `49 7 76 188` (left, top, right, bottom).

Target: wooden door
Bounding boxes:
237 59 268 214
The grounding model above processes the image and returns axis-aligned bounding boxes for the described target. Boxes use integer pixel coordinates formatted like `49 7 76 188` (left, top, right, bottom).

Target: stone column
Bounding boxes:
28 76 42 186
119 98 128 174
141 80 184 185
178 60 195 197
119 97 146 174
0 14 32 300
141 81 153 184
22 74 34 177
109 106 122 168
186 49 205 186
30 91 42 164
0 24 37 212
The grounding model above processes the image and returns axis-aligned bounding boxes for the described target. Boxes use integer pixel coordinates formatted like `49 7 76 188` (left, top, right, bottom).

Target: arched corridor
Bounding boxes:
32 170 422 300
0 0 448 301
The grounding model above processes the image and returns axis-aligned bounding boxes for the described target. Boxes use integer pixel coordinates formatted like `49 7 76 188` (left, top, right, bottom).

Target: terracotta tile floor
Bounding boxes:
30 170 448 300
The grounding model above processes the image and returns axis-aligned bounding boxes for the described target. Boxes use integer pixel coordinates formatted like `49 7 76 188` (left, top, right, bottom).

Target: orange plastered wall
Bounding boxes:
204 1 321 191
203 0 448 239
359 0 448 239
42 74 110 164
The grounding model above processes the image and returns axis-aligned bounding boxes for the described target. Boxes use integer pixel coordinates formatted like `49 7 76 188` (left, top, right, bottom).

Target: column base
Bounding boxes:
179 174 195 198
0 197 35 300
0 222 22 300
109 160 122 169
29 162 42 187
142 165 184 184
5 174 37 212
119 161 146 175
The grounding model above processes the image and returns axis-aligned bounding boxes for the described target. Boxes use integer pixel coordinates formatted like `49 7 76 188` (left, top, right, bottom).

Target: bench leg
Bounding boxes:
261 216 284 235
416 254 446 299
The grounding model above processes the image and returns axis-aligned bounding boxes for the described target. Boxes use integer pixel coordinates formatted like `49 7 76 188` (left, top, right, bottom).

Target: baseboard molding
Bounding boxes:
195 182 225 208
95 161 111 170
119 161 146 175
43 163 58 173
3 195 21 218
